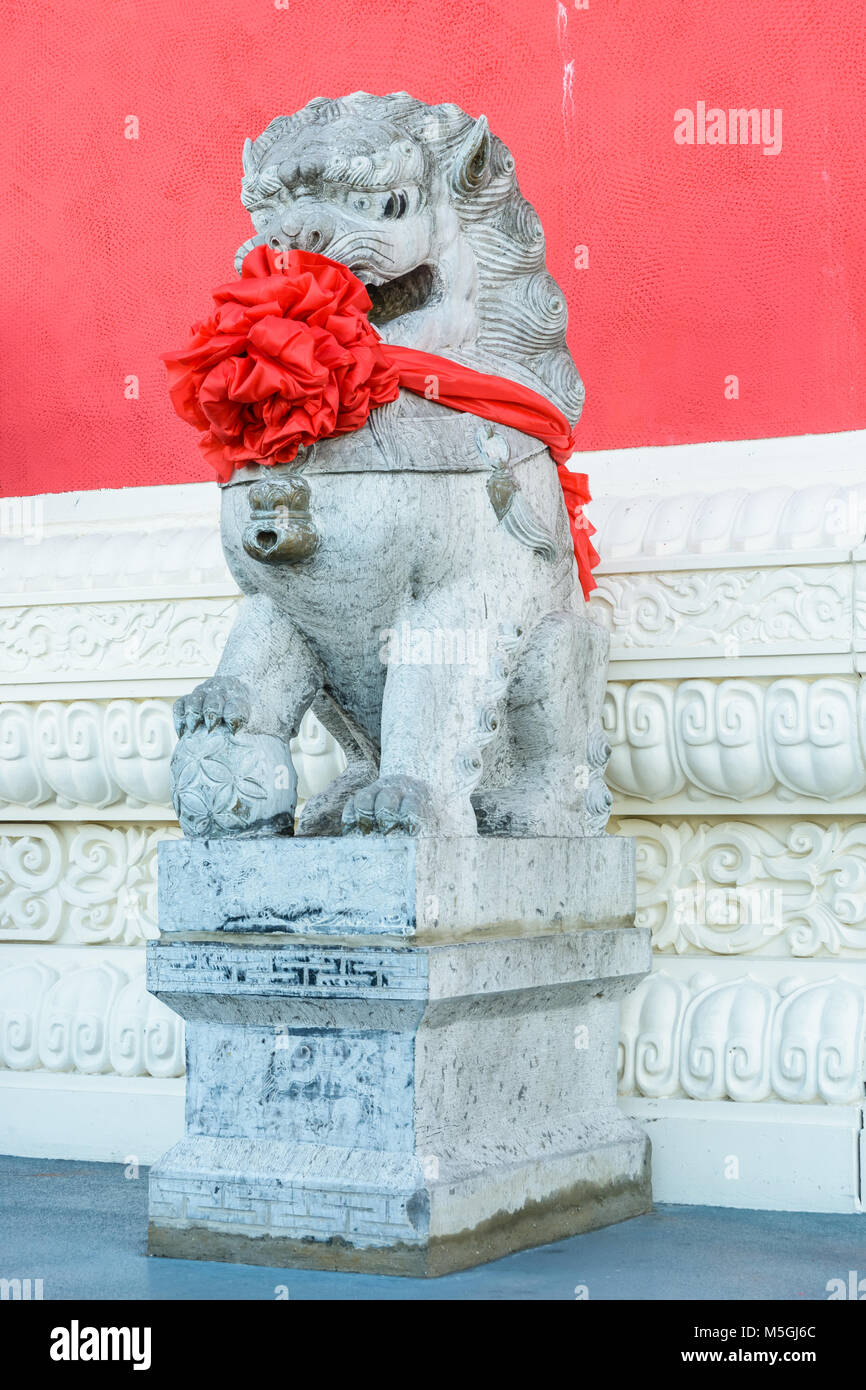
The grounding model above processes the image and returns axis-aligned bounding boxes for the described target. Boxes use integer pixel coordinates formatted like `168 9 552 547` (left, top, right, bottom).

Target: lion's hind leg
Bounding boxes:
472 610 612 838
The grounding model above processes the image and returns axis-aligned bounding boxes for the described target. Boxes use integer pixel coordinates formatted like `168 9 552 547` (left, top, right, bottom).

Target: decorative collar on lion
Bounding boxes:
163 245 599 599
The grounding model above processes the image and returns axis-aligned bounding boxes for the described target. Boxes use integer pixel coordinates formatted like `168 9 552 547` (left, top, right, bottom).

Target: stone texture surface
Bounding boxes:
147 835 651 1275
157 833 636 939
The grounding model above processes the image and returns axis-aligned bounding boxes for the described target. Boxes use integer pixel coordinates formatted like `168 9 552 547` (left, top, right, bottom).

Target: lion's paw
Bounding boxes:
341 776 434 836
173 677 251 737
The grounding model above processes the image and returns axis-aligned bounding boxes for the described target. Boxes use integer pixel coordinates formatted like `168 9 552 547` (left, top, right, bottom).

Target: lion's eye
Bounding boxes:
382 190 409 220
353 196 371 212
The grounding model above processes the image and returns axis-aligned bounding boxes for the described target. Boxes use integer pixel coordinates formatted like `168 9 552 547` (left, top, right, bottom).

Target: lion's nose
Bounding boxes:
299 226 326 252
272 216 331 254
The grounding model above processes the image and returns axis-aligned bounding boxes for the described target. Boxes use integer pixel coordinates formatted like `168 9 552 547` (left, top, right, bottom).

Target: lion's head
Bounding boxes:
235 92 583 425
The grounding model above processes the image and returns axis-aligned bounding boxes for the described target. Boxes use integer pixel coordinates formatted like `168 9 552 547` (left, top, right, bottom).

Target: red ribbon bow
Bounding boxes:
163 246 599 597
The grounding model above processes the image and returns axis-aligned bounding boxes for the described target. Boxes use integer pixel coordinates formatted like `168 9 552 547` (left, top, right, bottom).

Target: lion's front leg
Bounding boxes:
172 593 322 838
341 598 508 838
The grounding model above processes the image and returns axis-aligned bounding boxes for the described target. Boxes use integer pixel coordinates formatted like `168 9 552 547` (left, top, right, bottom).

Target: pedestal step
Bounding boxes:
156 834 635 938
148 1116 651 1276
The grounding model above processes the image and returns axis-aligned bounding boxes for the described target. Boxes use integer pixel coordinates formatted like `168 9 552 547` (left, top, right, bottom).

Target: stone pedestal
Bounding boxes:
146 835 651 1276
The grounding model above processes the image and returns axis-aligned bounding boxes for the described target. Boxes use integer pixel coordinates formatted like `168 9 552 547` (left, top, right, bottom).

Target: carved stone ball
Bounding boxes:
170 724 297 838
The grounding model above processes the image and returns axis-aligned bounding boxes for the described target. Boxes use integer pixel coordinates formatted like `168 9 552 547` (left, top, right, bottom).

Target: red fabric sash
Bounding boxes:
163 247 599 597
382 344 598 596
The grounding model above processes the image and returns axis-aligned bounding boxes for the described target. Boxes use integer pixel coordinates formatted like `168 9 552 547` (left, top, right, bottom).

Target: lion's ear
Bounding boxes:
450 114 491 197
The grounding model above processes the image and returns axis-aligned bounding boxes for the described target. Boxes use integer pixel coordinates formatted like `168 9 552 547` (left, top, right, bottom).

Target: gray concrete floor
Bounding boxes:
1 1156 862 1300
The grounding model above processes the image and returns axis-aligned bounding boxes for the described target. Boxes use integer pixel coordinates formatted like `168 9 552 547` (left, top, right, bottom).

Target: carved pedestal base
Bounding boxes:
146 836 651 1276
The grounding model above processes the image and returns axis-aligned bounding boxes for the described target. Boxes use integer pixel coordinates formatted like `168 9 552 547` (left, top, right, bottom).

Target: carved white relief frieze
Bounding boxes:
613 817 866 957
0 958 184 1077
604 677 866 807
0 700 344 818
0 598 238 681
590 566 851 655
618 968 866 1104
0 520 229 596
591 481 866 563
5 567 852 691
0 700 176 814
0 823 179 945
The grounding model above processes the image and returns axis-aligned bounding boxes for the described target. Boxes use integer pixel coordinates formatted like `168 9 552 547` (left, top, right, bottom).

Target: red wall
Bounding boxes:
1 0 864 497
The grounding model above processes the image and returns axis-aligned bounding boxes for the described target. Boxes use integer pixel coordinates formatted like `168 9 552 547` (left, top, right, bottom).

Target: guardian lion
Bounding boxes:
169 92 612 839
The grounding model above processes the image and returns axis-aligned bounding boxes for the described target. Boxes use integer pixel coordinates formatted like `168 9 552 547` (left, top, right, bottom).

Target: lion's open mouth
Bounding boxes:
364 263 436 326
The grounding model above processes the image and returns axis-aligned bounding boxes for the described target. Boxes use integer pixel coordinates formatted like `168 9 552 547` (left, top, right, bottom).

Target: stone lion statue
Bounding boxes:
171 92 612 839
